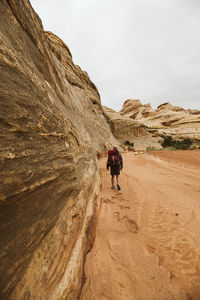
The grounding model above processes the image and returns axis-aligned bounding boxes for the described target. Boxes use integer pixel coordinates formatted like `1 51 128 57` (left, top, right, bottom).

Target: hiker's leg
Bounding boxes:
111 175 114 186
116 175 119 184
116 175 121 190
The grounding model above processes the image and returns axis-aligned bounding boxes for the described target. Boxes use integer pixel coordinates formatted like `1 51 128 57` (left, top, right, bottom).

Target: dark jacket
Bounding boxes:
107 151 123 170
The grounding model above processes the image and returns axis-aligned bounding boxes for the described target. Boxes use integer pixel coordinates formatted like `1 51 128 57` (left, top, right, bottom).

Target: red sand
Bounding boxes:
148 150 200 168
81 151 200 300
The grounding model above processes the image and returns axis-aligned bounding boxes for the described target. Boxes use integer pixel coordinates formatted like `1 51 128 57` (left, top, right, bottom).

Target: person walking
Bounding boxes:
107 147 123 190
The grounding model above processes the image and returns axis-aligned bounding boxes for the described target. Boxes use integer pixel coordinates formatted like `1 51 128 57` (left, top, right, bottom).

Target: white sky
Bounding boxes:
30 0 200 111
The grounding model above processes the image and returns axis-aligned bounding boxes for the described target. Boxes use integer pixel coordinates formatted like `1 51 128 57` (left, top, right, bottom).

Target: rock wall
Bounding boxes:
120 100 200 141
104 99 200 150
103 105 161 150
103 106 147 140
0 1 117 299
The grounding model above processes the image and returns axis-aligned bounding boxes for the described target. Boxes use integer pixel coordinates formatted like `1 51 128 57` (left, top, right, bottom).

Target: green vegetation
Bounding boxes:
161 136 193 150
163 146 177 151
124 140 134 147
190 145 200 150
146 146 156 151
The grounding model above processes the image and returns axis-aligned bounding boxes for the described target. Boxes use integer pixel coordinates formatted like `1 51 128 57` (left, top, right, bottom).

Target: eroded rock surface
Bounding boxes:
103 99 200 150
103 105 161 150
0 1 117 299
121 100 200 140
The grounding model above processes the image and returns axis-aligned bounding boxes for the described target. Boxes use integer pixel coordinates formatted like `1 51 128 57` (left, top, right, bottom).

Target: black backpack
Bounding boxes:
108 150 120 167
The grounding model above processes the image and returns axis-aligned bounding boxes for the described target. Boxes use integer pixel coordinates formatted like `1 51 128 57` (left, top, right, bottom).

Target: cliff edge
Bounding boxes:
0 1 117 299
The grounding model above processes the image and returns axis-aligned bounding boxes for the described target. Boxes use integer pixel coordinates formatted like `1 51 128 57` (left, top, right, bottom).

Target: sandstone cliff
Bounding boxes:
103 104 162 150
0 1 117 299
103 99 200 150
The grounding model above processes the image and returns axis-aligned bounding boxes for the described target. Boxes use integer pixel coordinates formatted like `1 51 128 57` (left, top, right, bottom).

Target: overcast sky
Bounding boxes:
30 0 200 111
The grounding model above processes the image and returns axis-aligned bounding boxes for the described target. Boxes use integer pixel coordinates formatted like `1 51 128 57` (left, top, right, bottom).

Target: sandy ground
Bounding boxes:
80 151 200 300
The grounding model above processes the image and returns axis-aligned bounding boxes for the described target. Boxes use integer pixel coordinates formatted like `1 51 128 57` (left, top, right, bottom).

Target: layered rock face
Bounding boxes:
0 1 117 299
145 102 200 140
104 99 200 149
103 106 148 140
103 104 161 150
120 99 153 119
120 100 200 140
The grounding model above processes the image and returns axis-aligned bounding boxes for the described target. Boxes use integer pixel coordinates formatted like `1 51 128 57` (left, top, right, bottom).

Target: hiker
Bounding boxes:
107 147 123 190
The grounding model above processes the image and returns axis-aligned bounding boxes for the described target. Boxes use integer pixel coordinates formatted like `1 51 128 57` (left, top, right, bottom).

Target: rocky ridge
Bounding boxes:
103 99 200 150
0 1 117 299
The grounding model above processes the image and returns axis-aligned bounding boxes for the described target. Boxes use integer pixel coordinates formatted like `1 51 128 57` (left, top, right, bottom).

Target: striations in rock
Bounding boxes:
104 99 200 150
103 105 148 139
103 104 161 150
0 1 118 299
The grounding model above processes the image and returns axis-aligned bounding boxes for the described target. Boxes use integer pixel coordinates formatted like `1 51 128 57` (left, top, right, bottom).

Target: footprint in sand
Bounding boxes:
114 212 120 221
112 195 127 203
103 198 115 204
112 195 127 204
119 205 130 210
123 216 139 233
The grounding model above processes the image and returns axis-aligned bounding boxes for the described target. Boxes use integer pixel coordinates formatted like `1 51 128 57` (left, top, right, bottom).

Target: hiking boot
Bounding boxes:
117 184 121 190
111 185 115 190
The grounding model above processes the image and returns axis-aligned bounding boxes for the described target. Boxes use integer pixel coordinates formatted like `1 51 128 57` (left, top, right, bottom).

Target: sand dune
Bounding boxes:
80 151 200 300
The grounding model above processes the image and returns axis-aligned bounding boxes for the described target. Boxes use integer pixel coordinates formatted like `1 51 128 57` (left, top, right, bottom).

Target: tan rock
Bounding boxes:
103 106 162 150
0 1 118 299
187 109 200 115
119 99 142 116
119 99 153 121
157 102 174 110
104 99 200 150
118 100 200 142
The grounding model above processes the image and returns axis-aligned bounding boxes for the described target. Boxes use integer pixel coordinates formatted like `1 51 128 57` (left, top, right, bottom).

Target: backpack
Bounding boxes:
108 149 120 167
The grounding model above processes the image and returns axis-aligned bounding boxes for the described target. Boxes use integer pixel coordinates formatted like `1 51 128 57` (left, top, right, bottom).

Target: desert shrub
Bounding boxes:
161 136 174 147
124 140 134 146
164 146 177 150
146 146 156 151
190 145 200 150
161 136 192 150
182 138 192 146
173 142 188 150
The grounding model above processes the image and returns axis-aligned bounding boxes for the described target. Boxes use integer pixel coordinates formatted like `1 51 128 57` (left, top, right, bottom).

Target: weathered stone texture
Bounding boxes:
103 105 161 150
104 100 200 149
0 1 117 299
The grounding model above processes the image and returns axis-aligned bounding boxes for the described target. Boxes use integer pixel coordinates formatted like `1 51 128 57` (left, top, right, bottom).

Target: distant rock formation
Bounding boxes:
103 105 149 140
103 102 161 150
0 1 117 299
103 99 200 149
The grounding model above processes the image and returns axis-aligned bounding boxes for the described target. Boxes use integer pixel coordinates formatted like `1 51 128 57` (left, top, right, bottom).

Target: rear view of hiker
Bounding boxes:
107 147 123 190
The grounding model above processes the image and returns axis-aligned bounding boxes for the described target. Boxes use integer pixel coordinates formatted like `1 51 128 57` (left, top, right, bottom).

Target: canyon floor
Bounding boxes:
80 150 200 300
